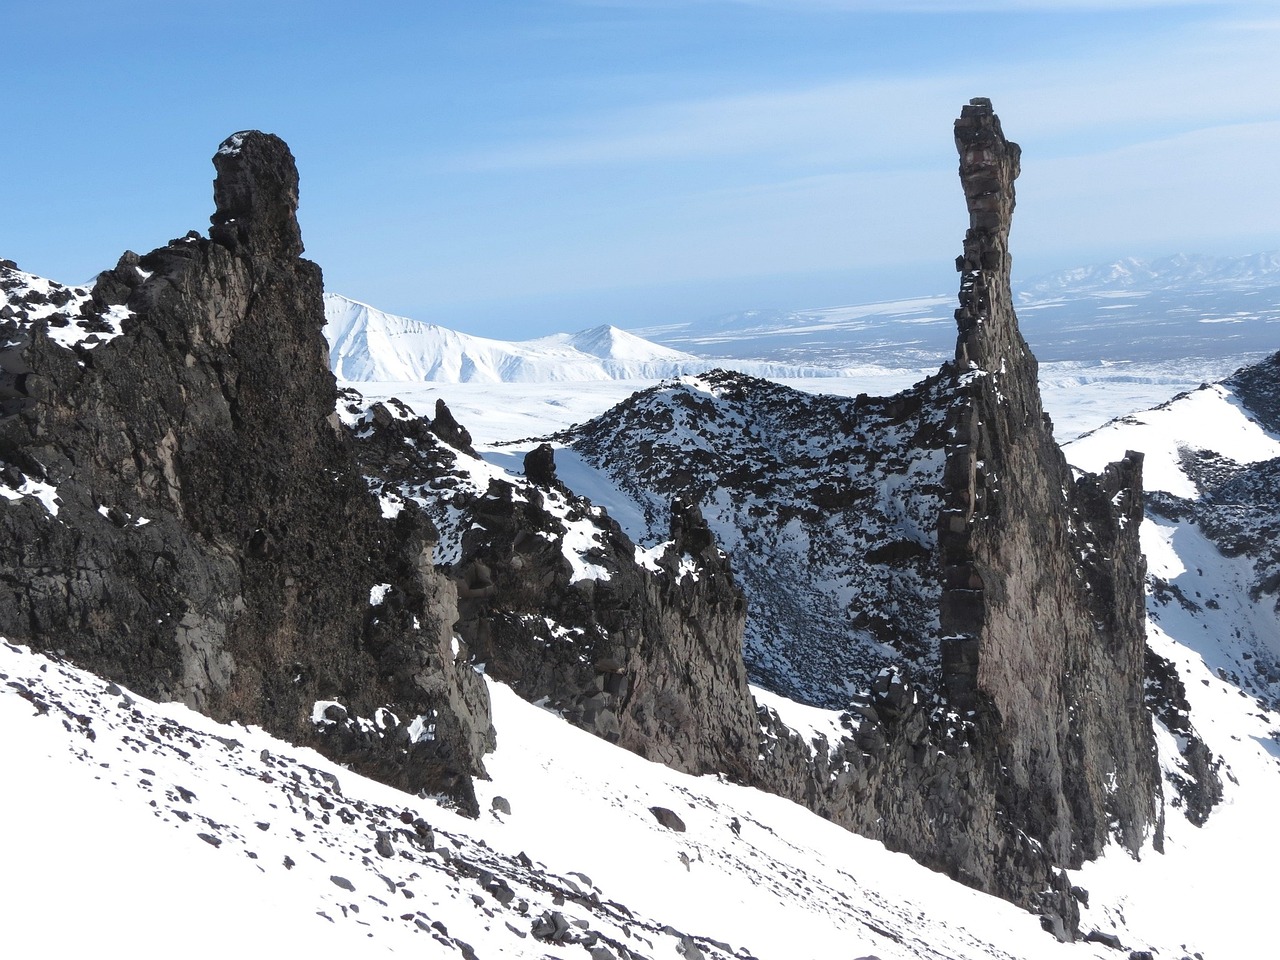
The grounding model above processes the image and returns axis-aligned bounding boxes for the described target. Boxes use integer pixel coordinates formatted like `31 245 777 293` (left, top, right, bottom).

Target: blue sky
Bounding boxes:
4 0 1279 336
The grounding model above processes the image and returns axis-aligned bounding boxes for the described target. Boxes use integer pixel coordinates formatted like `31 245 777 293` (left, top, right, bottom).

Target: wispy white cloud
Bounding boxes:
575 0 1250 12
458 16 1280 174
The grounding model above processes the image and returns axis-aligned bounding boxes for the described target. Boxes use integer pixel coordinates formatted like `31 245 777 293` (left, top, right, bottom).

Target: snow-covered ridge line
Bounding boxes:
323 293 856 383
1 261 127 351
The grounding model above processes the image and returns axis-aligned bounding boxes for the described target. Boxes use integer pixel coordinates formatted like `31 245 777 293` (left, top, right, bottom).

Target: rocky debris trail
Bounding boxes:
3 637 1108 960
0 639 737 960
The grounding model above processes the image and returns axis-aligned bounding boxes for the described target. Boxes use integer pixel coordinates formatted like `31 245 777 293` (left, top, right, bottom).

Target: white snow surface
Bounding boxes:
6 631 1277 958
0 474 61 516
6 636 1252 960
323 293 866 383
1067 381 1280 495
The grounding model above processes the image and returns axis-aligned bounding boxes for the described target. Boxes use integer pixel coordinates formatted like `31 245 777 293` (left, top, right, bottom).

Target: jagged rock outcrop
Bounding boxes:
0 132 492 810
0 106 1168 935
565 370 952 707
939 98 1160 866
557 100 1162 933
346 397 761 779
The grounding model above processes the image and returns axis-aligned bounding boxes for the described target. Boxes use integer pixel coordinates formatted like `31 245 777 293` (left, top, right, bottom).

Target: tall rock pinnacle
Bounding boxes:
938 98 1160 880
209 131 305 258
0 132 493 809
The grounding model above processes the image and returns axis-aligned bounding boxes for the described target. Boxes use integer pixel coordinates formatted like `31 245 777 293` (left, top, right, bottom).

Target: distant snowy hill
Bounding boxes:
323 293 847 383
1022 251 1280 295
632 252 1280 369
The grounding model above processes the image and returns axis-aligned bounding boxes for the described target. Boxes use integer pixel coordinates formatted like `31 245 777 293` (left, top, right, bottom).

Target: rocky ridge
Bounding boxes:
938 99 1160 867
341 390 761 781
551 99 1163 930
562 370 952 708
0 133 491 810
0 102 1171 940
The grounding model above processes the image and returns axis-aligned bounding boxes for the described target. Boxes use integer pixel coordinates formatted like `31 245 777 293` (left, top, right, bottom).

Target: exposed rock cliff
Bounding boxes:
939 98 1161 865
0 133 492 810
344 393 761 780
559 100 1162 933
565 370 952 708
0 105 1166 936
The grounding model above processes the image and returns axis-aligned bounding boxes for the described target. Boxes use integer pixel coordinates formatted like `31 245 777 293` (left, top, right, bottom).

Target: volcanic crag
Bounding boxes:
1 101 1166 938
0 133 492 810
560 99 1162 931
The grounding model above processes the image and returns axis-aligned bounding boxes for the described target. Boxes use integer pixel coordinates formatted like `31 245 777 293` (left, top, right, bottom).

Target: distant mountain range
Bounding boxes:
628 252 1280 369
325 252 1280 384
1020 251 1280 295
323 293 852 383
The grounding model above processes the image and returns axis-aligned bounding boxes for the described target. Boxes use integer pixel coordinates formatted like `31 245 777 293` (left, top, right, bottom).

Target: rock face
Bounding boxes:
0 105 1167 934
560 100 1162 931
939 98 1161 865
346 397 761 780
0 132 492 810
566 371 952 708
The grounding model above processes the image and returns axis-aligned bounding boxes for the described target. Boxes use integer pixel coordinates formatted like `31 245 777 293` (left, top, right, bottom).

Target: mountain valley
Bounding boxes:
3 101 1280 959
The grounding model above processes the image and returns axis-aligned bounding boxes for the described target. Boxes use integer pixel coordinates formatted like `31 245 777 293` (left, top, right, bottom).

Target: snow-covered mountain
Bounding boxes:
323 293 847 383
8 107 1280 960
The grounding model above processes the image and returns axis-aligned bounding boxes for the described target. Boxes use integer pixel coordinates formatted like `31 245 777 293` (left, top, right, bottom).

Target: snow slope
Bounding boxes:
323 293 849 383
8 635 1262 960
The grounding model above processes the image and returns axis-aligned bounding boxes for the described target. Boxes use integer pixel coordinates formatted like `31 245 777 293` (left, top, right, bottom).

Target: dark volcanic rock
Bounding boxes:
648 806 687 832
560 99 1163 932
567 369 952 707
0 132 492 810
347 396 761 780
934 98 1160 910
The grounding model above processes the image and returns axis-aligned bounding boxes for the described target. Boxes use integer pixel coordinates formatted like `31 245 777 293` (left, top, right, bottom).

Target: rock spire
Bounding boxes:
209 131 305 257
939 98 1160 872
0 132 492 809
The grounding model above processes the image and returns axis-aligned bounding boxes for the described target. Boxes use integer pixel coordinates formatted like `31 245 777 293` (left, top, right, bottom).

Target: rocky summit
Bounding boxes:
551 98 1164 930
0 132 491 811
0 101 1188 942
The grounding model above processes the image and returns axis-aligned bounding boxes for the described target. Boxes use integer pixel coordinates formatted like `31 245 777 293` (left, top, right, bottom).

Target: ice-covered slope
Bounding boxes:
8 633 1270 959
323 293 846 383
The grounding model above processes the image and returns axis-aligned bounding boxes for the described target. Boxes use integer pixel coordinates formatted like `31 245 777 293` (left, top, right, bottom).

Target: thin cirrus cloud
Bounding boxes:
455 15 1280 177
580 0 1250 12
